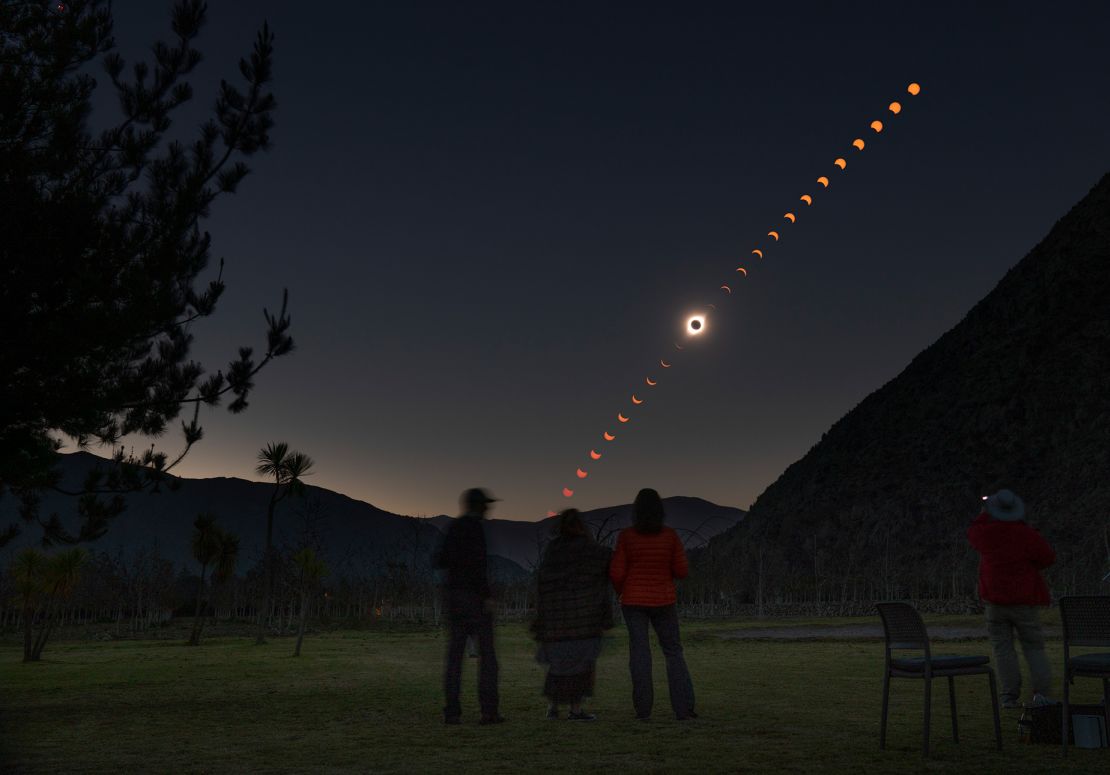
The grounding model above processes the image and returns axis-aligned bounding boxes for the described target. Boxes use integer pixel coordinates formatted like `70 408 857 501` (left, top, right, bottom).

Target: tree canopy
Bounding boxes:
0 1 294 547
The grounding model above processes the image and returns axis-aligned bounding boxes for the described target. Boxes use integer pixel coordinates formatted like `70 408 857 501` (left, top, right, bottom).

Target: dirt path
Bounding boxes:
717 624 1064 641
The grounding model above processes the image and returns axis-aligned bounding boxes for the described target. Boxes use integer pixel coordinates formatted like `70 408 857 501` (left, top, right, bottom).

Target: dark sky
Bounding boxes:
95 1 1110 520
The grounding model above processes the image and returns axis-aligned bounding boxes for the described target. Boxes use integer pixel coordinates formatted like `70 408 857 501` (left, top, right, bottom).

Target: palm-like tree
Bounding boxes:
13 548 88 662
188 514 240 646
255 442 314 644
292 548 328 657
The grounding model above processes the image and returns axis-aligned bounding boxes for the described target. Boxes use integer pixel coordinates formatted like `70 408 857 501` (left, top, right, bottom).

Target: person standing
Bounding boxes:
610 488 696 721
532 509 614 721
435 487 503 725
968 488 1056 709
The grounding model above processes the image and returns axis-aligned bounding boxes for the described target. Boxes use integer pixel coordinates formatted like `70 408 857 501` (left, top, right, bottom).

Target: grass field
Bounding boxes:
1 615 1107 773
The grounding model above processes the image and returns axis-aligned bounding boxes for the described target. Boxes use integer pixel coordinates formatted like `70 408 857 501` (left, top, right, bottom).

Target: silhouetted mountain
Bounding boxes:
0 453 742 582
431 495 745 568
703 172 1110 602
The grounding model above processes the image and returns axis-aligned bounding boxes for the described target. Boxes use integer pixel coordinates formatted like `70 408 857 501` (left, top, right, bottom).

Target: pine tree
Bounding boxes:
0 1 294 547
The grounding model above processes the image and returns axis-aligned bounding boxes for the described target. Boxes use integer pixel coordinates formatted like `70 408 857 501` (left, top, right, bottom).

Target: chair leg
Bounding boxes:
880 671 890 750
948 676 959 743
1062 669 1069 757
923 675 932 758
988 669 1002 751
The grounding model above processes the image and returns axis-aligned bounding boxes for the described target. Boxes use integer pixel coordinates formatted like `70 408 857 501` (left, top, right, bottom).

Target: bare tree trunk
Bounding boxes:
293 590 308 657
188 562 209 646
256 488 279 645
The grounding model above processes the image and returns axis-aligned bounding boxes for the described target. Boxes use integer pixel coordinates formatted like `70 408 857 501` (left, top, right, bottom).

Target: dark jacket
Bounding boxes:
532 534 613 642
434 513 491 599
967 512 1055 606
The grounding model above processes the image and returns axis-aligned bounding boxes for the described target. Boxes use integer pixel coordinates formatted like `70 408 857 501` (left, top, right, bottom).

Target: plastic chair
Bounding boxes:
1059 596 1110 755
876 601 1002 757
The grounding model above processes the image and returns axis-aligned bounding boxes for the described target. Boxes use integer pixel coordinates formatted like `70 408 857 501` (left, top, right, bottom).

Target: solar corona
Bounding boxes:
557 83 923 505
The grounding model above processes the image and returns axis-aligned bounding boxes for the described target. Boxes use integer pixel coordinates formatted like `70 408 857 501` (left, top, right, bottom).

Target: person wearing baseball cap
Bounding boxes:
435 487 503 725
968 489 1056 709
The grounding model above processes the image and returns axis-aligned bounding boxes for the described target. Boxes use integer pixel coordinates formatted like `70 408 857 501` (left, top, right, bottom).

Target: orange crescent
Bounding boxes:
645 377 656 386
767 231 779 241
562 487 574 498
907 82 921 96
736 267 748 276
852 138 865 151
674 341 684 350
660 360 671 368
800 194 812 205
784 212 796 223
888 102 902 115
589 449 601 460
834 158 846 170
617 413 629 423
752 249 763 258
632 395 643 405
576 468 588 479
870 119 884 133
603 431 615 441
720 284 731 294
817 176 829 187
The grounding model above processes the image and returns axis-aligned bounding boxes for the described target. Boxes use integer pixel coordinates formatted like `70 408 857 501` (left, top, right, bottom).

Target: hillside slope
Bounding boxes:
704 172 1110 602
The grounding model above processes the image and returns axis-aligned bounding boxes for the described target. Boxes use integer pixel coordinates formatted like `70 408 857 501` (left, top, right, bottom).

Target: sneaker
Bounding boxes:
567 710 597 721
546 705 559 720
1030 693 1053 707
1001 697 1021 709
478 714 506 725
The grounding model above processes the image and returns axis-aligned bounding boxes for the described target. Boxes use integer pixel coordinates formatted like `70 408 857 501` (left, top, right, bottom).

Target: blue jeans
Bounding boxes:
622 604 695 719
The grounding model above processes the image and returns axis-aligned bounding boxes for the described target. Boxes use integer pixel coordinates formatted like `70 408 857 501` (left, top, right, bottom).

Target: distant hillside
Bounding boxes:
702 172 1110 603
0 453 742 580
431 495 745 569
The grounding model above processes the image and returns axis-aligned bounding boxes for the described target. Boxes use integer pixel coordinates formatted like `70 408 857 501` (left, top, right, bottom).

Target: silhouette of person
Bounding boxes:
610 488 696 720
532 508 613 720
434 487 503 725
968 489 1055 709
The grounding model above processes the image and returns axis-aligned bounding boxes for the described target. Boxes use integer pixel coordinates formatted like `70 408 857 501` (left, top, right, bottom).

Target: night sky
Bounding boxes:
94 1 1110 520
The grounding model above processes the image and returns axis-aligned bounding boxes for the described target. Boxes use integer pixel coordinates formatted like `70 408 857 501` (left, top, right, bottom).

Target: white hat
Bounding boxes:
984 489 1025 522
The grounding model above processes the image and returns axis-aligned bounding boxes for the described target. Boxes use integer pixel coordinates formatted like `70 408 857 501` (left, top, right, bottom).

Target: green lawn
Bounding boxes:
1 616 1106 773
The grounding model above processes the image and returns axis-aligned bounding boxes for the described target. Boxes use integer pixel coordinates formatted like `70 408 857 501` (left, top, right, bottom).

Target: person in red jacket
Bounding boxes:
967 488 1056 709
609 488 696 720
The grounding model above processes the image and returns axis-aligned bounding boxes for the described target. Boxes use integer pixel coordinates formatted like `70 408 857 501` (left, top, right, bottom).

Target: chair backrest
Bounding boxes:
876 601 930 651
1060 596 1110 647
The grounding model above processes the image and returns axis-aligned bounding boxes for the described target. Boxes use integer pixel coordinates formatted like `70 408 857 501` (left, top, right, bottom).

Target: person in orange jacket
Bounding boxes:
609 488 696 720
967 489 1055 709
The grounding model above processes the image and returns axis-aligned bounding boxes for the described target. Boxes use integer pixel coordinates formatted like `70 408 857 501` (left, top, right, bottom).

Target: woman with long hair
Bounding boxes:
609 488 696 720
532 509 614 720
